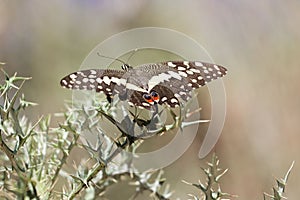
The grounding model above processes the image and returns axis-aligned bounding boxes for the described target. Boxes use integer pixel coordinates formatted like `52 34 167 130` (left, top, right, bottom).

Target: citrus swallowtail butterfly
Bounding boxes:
60 61 227 109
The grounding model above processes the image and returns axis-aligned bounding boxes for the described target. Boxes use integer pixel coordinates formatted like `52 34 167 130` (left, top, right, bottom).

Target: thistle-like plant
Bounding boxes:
0 67 294 200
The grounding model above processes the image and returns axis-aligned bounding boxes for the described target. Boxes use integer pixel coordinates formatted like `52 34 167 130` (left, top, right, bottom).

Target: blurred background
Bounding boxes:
1 1 300 199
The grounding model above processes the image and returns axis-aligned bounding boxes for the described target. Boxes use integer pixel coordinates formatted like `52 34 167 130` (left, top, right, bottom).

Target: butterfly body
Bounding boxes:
60 61 227 108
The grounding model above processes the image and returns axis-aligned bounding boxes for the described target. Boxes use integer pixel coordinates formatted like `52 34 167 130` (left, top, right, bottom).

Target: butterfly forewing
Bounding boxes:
60 61 227 109
164 61 227 87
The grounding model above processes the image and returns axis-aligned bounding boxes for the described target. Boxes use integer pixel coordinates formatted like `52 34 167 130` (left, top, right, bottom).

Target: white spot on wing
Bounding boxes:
83 78 89 83
186 70 193 75
110 77 121 85
119 78 127 85
89 79 95 83
126 83 147 92
90 70 97 75
62 80 67 85
161 96 167 102
168 71 182 80
167 62 176 67
69 74 77 79
103 76 111 85
171 98 178 103
190 68 200 73
177 66 186 71
77 71 87 77
174 93 181 99
96 78 102 83
142 102 150 107
195 62 203 67
89 75 97 78
178 71 188 77
148 73 172 90
214 65 220 71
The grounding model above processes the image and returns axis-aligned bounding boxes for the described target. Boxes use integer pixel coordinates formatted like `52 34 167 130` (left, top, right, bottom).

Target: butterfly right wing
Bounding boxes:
60 69 128 98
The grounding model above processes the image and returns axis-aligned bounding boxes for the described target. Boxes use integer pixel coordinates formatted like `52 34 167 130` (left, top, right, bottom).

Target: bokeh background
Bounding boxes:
1 1 299 199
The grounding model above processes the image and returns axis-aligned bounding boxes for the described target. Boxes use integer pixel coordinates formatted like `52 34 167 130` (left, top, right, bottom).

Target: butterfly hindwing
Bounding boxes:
151 84 180 107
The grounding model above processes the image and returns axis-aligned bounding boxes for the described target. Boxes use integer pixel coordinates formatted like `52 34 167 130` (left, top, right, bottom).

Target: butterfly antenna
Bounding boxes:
97 52 127 66
126 49 138 64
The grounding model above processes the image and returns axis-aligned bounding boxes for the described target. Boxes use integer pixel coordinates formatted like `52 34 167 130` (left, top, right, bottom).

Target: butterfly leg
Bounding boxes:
106 95 113 103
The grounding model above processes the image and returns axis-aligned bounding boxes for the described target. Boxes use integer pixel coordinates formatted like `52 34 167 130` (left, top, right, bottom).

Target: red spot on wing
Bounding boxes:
145 98 154 103
152 95 160 102
151 91 160 103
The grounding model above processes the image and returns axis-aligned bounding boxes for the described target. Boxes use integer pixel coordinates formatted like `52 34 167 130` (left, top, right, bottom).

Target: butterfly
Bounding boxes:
60 61 227 109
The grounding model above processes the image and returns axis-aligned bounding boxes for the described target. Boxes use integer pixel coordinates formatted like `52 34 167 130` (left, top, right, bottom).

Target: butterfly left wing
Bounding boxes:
60 69 128 102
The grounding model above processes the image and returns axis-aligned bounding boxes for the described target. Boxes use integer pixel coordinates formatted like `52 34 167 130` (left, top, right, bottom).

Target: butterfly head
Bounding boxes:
121 64 133 71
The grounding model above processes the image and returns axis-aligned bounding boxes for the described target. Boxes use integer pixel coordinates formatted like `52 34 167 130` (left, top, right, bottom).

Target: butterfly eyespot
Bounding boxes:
143 94 152 100
150 91 158 97
150 91 160 102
